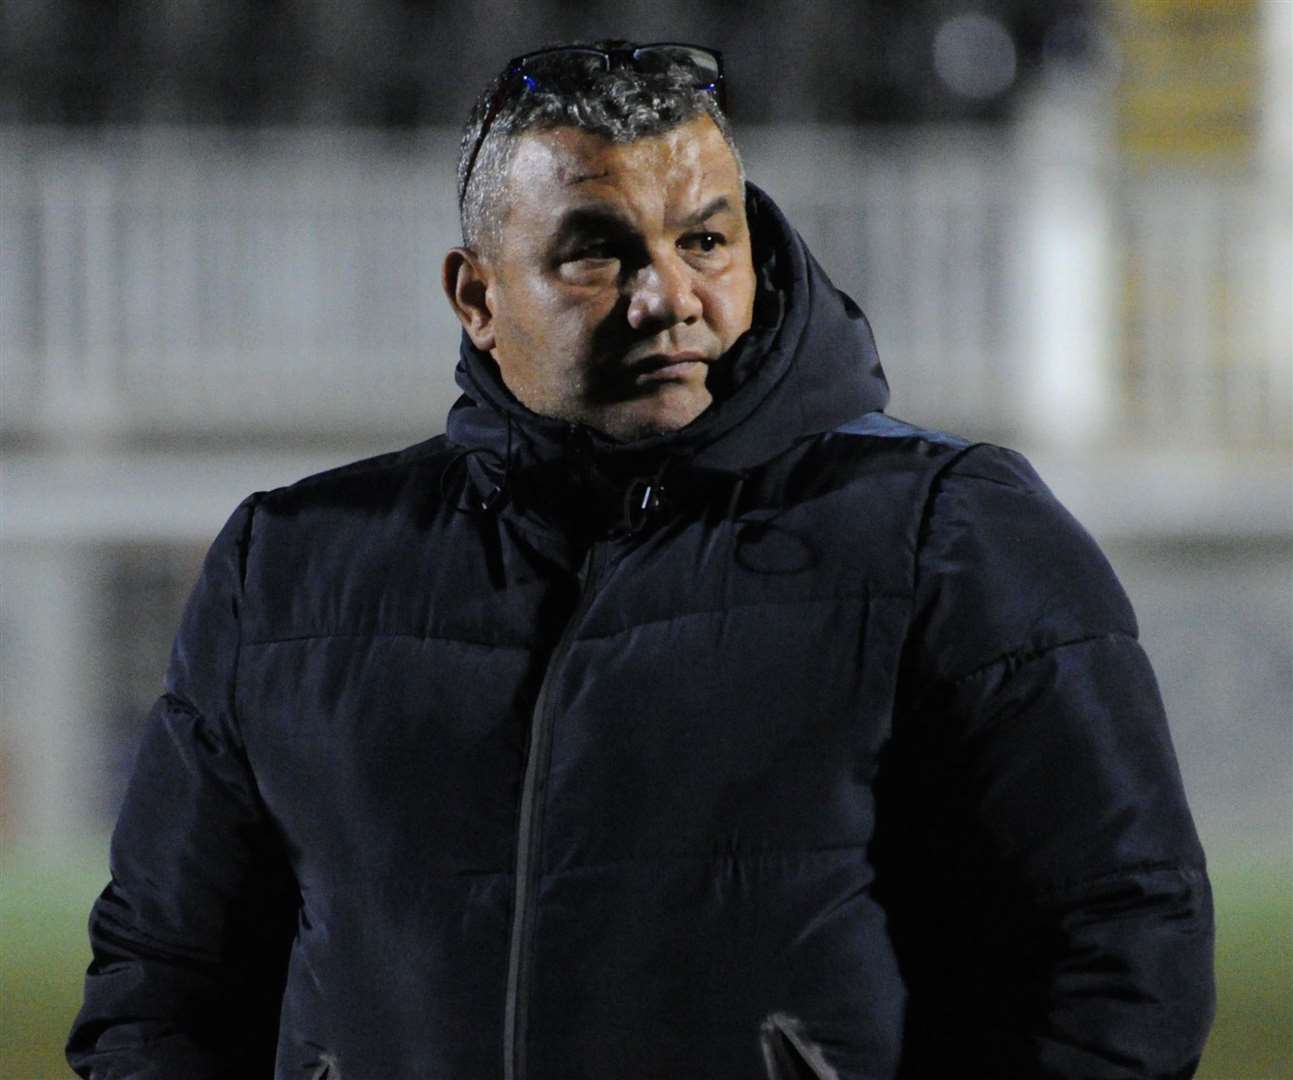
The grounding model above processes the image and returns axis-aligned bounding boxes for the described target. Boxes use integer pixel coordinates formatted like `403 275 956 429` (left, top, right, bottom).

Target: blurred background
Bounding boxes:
1 1 1289 1076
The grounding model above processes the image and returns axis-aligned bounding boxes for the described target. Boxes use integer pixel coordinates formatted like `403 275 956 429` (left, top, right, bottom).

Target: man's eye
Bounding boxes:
681 232 724 253
570 242 616 262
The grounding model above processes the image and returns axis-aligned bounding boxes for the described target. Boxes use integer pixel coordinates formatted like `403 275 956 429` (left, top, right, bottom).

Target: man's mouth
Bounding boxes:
632 351 709 382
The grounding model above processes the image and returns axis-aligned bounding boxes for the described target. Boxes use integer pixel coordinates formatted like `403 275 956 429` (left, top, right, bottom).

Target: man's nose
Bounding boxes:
625 255 703 331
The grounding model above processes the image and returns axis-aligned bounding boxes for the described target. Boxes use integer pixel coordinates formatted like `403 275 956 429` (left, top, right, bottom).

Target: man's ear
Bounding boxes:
443 247 496 352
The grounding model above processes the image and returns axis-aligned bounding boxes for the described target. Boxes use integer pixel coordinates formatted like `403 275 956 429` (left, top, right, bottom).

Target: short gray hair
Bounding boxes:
456 43 744 256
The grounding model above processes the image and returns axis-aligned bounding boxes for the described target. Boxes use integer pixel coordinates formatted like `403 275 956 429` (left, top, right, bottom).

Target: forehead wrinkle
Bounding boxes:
562 168 610 186
674 194 733 231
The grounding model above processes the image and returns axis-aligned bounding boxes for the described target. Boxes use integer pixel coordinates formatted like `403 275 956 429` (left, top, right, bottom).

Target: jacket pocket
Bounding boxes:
760 1013 840 1080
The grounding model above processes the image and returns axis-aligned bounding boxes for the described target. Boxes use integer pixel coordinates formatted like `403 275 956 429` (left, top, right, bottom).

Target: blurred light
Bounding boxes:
933 12 1017 100
1044 14 1118 75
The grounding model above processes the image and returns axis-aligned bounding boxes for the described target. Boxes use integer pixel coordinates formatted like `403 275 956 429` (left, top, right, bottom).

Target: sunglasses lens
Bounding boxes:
515 48 606 81
633 46 721 84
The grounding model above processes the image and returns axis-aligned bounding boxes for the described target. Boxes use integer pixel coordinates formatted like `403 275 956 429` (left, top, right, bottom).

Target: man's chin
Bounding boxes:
589 388 713 443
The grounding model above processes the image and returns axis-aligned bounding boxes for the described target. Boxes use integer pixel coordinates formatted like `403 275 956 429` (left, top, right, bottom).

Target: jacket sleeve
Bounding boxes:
67 498 298 1080
881 445 1215 1079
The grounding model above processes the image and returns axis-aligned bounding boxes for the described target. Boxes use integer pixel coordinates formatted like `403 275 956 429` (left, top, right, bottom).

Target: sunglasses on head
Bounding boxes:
459 43 726 207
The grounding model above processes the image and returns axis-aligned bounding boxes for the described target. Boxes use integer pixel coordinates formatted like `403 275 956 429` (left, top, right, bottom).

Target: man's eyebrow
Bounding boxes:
553 205 635 239
552 195 737 241
679 196 735 229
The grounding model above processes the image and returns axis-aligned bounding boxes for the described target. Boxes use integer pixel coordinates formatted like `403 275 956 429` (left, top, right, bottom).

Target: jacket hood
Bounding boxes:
445 183 888 477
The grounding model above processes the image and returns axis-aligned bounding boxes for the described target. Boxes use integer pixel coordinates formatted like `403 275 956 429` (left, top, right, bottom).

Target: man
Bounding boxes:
69 42 1214 1079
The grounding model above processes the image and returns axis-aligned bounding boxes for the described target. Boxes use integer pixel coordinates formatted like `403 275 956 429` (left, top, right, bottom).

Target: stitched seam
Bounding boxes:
545 844 870 875
1032 859 1211 902
832 413 970 450
242 631 532 650
939 630 1138 690
228 495 260 749
569 588 907 644
160 689 203 721
240 590 913 649
942 469 1035 491
909 441 989 601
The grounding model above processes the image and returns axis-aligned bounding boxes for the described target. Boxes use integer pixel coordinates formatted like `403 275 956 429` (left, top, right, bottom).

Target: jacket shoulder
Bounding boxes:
830 412 972 453
821 415 1139 683
242 434 463 555
253 434 458 516
908 439 1138 685
227 436 465 640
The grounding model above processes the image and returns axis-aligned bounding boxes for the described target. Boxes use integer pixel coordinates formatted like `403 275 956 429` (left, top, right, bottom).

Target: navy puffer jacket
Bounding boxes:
69 186 1214 1079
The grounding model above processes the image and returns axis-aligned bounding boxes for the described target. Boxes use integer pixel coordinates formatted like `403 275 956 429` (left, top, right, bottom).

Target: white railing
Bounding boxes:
1 125 1288 447
1118 173 1292 445
0 128 463 439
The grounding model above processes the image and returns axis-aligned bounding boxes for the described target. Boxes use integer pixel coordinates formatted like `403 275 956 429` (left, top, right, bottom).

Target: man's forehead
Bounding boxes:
507 117 740 203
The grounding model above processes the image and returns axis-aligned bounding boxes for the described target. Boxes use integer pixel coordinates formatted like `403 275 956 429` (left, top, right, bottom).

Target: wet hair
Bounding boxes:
456 41 744 257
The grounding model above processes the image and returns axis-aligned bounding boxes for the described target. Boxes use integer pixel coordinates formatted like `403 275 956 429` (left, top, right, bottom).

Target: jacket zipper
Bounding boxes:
503 541 605 1080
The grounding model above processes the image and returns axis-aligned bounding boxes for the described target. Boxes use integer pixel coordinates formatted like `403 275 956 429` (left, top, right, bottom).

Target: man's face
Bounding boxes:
461 116 756 441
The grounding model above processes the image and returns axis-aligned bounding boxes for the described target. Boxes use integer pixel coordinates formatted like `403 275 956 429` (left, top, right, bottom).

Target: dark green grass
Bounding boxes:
3 841 1289 1079
1196 852 1293 1079
1 841 106 1080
